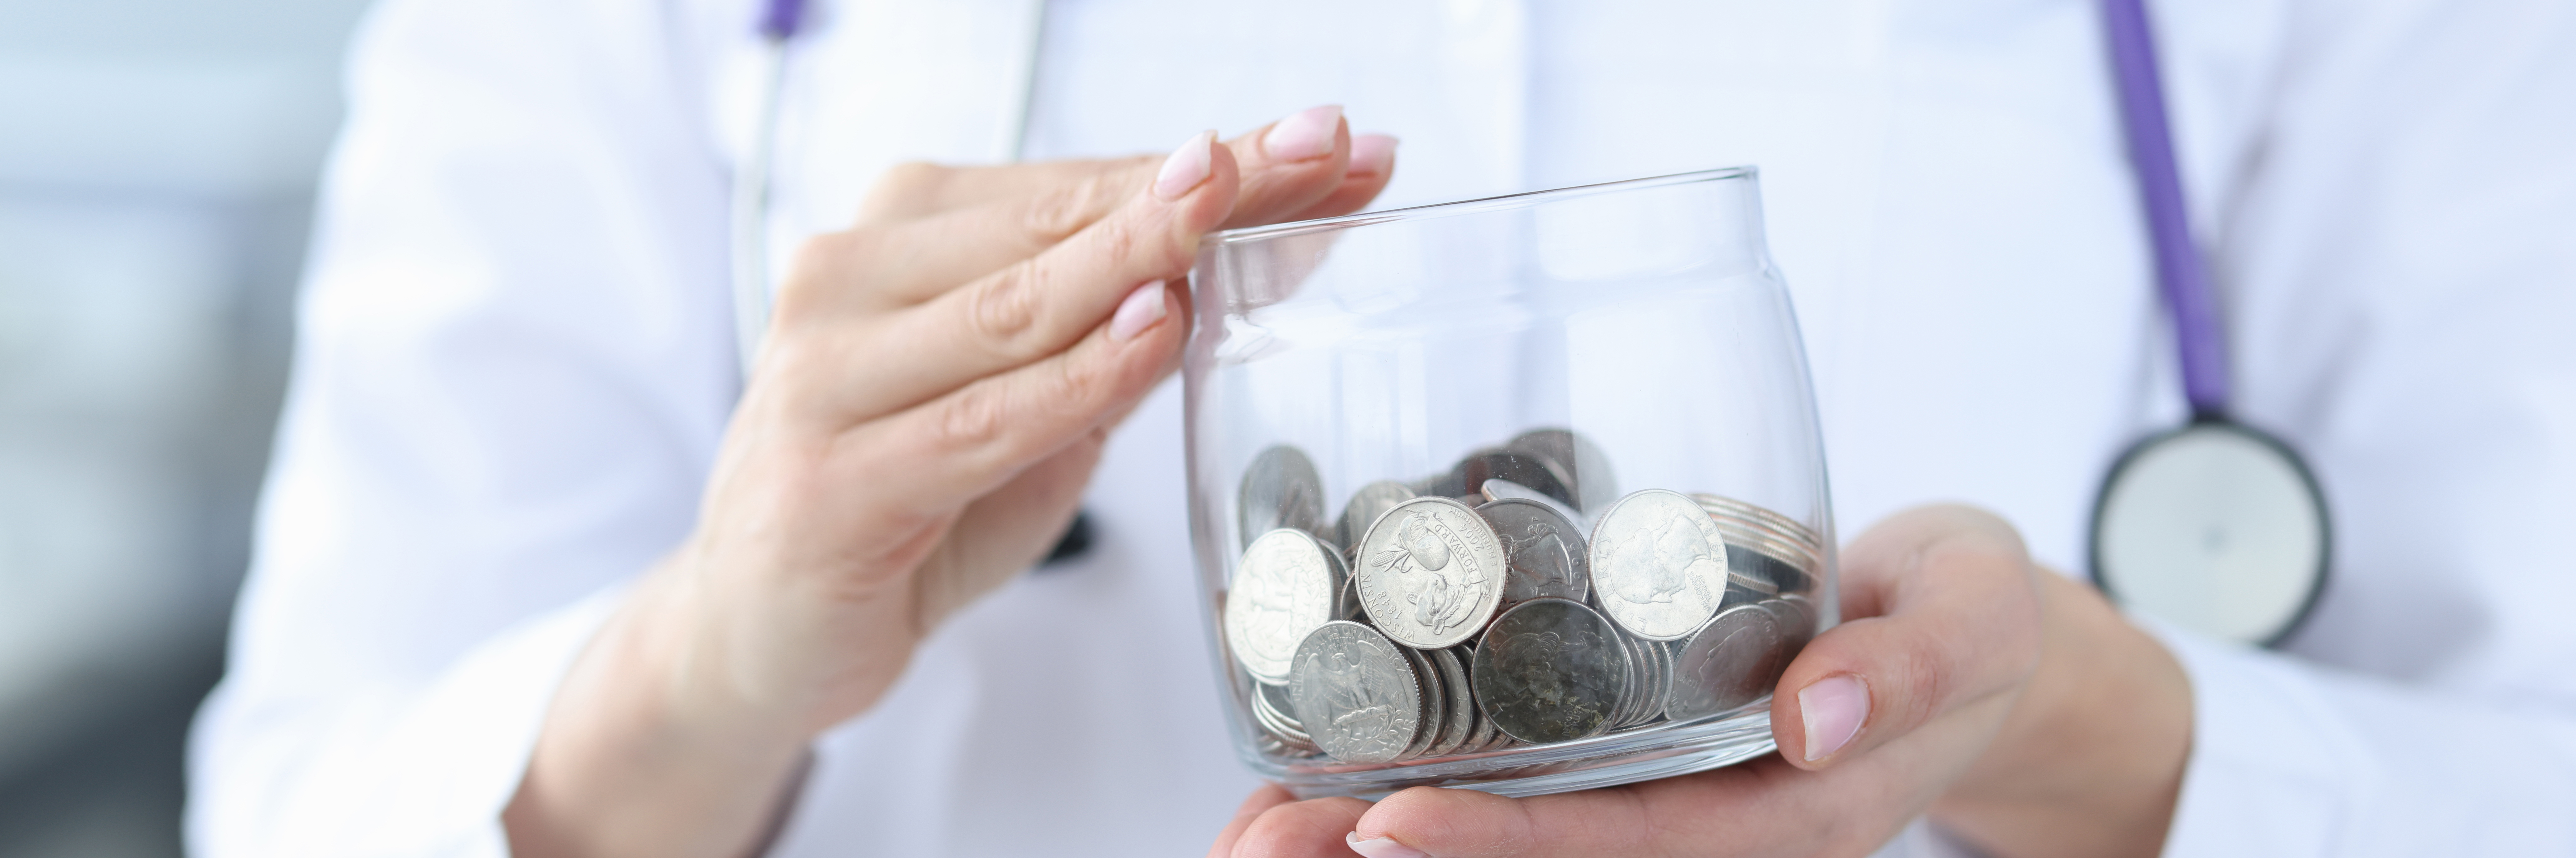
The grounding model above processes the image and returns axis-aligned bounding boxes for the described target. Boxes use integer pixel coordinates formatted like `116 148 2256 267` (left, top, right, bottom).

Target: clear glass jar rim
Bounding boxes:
1209 166 1758 246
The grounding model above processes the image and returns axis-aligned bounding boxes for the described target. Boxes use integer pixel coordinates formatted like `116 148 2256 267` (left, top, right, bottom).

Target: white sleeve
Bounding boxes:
184 0 738 854
2152 0 2576 854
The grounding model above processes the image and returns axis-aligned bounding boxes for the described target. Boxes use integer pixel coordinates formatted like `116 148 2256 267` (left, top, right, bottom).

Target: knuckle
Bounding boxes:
1019 181 1108 245
963 271 1045 355
932 383 1009 452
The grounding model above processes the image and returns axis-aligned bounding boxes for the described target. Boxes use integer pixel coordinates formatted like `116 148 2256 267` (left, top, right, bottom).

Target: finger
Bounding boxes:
773 132 1234 420
1228 796 1372 858
838 280 1183 522
825 109 1379 310
911 428 1107 628
1771 505 2044 768
852 156 1151 225
1283 134 1398 223
1205 786 1300 858
1218 105 1357 228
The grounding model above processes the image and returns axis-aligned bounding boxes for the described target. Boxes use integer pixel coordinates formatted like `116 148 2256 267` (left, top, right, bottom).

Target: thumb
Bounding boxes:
1772 505 2043 767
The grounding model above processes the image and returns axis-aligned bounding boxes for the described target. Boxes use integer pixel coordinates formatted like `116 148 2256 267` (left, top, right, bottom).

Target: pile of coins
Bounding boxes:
1222 430 1825 764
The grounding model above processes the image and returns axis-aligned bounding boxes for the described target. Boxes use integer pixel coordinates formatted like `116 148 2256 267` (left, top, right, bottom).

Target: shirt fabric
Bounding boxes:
186 0 2576 855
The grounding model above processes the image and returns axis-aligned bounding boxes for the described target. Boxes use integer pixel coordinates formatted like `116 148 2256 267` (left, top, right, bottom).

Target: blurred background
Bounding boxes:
0 0 372 854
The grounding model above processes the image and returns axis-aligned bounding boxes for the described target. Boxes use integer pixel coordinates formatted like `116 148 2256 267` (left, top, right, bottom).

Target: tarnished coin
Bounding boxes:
1663 604 1787 721
1766 594 1818 659
1449 448 1577 509
1240 445 1326 548
1355 497 1509 649
1588 489 1732 641
1289 621 1425 764
1722 542 1808 598
1337 480 1418 551
1472 598 1630 745
1508 428 1619 513
1226 529 1346 685
1475 498 1591 608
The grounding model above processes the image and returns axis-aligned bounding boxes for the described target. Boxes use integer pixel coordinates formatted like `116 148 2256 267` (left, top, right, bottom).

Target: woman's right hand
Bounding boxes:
505 107 1396 858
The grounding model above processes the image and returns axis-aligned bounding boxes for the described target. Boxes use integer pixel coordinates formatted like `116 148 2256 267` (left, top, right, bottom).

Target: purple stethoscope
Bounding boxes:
2089 0 2330 647
734 0 2335 631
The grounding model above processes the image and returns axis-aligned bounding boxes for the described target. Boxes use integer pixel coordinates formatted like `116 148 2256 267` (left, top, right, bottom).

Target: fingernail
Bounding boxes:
1799 675 1869 762
1262 105 1344 162
1349 134 1399 177
1109 280 1168 341
1154 130 1216 200
1346 832 1429 858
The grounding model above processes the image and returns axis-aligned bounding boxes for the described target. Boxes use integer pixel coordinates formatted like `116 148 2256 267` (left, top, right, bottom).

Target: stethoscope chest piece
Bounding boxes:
2090 421 2329 646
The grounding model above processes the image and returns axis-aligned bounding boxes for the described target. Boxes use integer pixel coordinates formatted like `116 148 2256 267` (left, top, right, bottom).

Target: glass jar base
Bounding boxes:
1261 704 1779 801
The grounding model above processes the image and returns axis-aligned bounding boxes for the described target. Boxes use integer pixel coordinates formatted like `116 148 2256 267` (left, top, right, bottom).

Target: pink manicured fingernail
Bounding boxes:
1346 833 1429 858
1262 105 1344 162
1800 675 1869 762
1154 130 1216 200
1349 134 1398 177
1108 281 1168 341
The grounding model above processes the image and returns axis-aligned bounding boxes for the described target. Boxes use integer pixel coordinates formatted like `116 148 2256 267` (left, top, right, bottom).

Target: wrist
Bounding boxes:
1930 571 2192 858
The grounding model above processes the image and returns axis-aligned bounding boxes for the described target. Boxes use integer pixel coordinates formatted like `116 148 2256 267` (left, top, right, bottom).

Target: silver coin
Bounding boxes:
1689 492 1824 551
1252 679 1318 752
1475 498 1591 608
1771 592 1819 647
1399 646 1446 760
1472 598 1631 745
1508 428 1619 513
1480 478 1588 527
1239 445 1326 548
1289 621 1425 764
1663 604 1787 721
1226 529 1346 685
1426 646 1477 757
1588 489 1733 641
1354 497 1509 649
1337 480 1418 551
1449 448 1576 509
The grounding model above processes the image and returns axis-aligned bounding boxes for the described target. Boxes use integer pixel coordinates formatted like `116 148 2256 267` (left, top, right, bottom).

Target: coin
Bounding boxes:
1663 604 1786 721
1425 646 1477 757
1337 480 1418 551
1252 679 1318 753
1473 598 1630 745
1475 498 1591 608
1449 448 1577 509
1690 492 1823 551
1226 528 1346 685
1290 621 1425 764
1355 497 1510 649
1240 445 1326 548
1588 489 1732 641
1508 428 1619 513
1480 478 1588 529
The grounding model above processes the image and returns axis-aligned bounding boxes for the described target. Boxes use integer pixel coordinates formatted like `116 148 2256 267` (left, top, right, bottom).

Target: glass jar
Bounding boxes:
1183 168 1835 800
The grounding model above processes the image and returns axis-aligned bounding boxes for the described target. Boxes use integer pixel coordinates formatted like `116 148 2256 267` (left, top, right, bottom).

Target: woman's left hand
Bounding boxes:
1208 505 2193 858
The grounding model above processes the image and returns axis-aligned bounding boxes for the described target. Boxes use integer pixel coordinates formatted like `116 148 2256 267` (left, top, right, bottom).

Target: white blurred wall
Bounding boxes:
0 0 374 781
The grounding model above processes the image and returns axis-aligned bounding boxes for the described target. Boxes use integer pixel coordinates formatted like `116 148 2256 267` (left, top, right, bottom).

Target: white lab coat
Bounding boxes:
187 0 2576 855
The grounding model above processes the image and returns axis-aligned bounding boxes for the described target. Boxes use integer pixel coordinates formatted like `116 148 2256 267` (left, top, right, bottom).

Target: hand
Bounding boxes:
1210 505 2192 858
506 106 1397 858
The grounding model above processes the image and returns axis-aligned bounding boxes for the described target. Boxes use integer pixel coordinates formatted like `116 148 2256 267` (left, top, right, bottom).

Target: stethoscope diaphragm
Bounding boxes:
2089 421 2329 646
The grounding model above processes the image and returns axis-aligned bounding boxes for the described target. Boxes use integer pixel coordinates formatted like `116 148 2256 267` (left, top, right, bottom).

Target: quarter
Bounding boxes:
1289 621 1425 764
1226 528 1346 685
1588 489 1732 641
1472 598 1630 745
1354 497 1510 649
